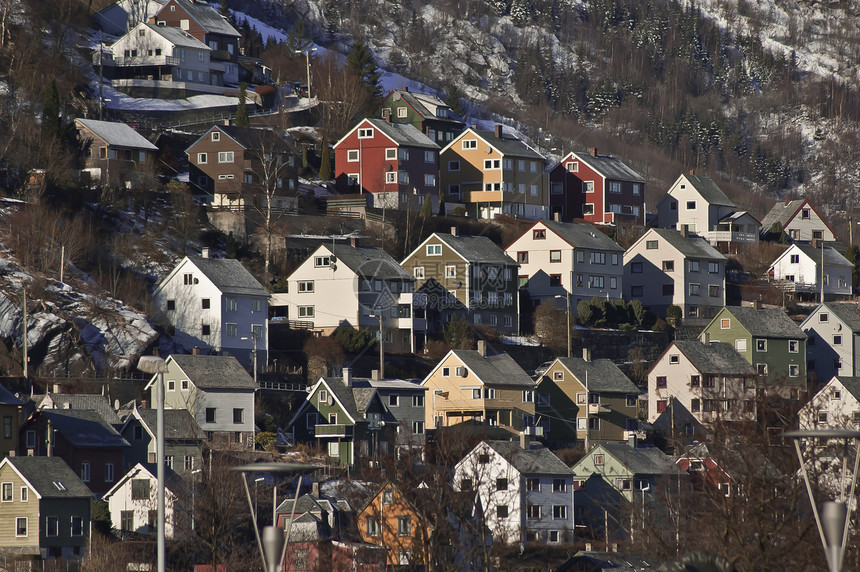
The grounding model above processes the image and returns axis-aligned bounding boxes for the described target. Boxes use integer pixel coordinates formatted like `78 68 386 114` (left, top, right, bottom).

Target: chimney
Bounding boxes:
343 367 352 387
553 212 560 222
312 481 320 498
701 332 710 345
680 225 689 238
494 124 503 139
628 433 638 448
812 238 819 249
193 346 200 355
53 383 61 394
7 450 13 457
520 431 528 449
590 147 598 157
450 226 458 237
371 369 379 381
350 236 360 248
753 298 762 310
785 196 791 206
402 86 408 92
385 114 391 123
141 400 149 409
582 347 592 362
201 247 210 259
689 169 695 176
585 542 592 552
477 340 487 357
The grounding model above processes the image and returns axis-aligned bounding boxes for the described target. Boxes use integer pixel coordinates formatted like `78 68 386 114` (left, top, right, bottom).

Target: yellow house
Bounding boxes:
440 125 548 220
422 341 536 435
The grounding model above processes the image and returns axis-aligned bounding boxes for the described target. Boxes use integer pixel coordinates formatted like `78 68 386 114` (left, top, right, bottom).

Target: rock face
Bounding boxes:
0 260 158 378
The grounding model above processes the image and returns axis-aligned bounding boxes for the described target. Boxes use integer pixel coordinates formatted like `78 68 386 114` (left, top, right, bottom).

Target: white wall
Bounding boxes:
287 245 360 330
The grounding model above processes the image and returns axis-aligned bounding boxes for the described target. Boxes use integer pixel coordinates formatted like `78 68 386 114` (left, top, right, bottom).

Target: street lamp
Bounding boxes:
784 429 860 572
369 312 384 379
231 462 322 572
138 355 169 572
241 332 259 385
294 47 317 101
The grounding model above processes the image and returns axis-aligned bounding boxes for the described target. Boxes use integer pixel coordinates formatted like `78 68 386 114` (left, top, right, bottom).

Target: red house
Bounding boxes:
550 149 645 225
333 118 440 211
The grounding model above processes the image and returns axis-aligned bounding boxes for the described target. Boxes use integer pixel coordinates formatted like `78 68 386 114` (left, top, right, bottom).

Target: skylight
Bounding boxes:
53 481 66 491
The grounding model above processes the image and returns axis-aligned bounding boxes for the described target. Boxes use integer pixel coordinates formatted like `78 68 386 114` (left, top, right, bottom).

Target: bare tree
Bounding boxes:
315 53 370 140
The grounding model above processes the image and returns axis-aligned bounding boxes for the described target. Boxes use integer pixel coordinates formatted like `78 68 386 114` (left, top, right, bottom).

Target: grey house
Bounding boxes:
120 406 205 477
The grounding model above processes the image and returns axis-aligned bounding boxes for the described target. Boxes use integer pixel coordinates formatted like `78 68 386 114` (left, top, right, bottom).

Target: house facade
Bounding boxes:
0 457 92 561
0 385 22 458
375 88 465 146
120 407 205 477
333 118 440 209
505 220 624 309
75 118 159 187
402 230 519 333
103 463 182 539
421 343 536 435
623 228 726 320
701 304 808 389
535 353 640 446
453 440 574 544
151 249 270 368
761 198 837 242
646 340 757 425
286 241 425 353
439 125 548 220
801 302 860 383
768 243 853 300
798 376 860 430
357 482 430 567
146 354 256 449
550 149 645 225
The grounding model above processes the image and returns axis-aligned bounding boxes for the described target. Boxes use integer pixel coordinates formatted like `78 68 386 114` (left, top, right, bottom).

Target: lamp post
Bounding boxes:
231 462 322 572
241 332 259 385
784 429 860 572
138 355 169 572
369 312 384 379
294 47 317 101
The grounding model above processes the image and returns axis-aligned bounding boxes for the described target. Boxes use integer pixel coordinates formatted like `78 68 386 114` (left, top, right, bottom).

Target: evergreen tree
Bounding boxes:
286 20 313 55
437 195 446 217
319 135 331 180
43 79 61 140
235 83 249 127
219 0 229 18
846 245 860 288
347 40 382 100
419 196 433 217
443 83 466 119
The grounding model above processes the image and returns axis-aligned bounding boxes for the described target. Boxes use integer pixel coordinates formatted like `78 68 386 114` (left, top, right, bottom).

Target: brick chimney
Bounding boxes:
590 147 598 157
350 236 360 247
477 340 487 357
402 86 408 92
494 124 503 139
689 169 695 175
812 238 819 249
193 346 200 355
753 298 762 310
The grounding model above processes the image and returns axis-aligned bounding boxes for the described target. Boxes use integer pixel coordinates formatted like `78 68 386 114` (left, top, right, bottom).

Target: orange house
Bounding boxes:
357 482 430 568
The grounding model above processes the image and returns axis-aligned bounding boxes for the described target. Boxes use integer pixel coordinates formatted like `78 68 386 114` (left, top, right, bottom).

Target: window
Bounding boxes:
81 463 90 482
553 505 568 519
448 160 460 172
553 479 567 492
233 408 244 424
426 244 442 256
46 515 59 537
549 274 562 287
398 516 412 536
1 482 11 502
412 395 424 407
496 478 508 491
789 340 799 353
533 229 546 240
757 363 768 375
298 306 314 318
789 364 800 377
656 376 667 388
662 284 674 296
646 240 658 249
813 230 823 239
689 260 701 272
630 261 644 274
19 487 27 502
217 151 234 163
609 181 622 193
709 262 720 273
657 400 668 413
105 463 114 483
366 516 380 536
462 139 478 150
525 478 541 492
522 390 534 403
834 335 843 345
584 181 594 193
411 421 424 435
358 128 373 138
662 260 675 271
484 158 500 170
527 505 541 519
206 408 216 423
16 517 27 537
689 283 701 296
550 250 561 263
591 252 606 264
497 505 509 518
756 339 767 352
802 208 811 219
708 285 720 298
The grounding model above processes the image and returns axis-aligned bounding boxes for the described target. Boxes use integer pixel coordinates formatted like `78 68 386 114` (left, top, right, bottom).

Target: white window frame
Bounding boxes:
347 150 359 162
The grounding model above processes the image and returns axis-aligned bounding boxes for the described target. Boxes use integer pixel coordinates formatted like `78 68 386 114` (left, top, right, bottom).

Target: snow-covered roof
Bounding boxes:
75 118 158 151
140 22 211 50
157 0 240 37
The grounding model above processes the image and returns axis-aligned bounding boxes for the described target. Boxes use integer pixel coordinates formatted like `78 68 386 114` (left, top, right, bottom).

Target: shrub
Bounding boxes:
334 325 371 353
666 305 682 327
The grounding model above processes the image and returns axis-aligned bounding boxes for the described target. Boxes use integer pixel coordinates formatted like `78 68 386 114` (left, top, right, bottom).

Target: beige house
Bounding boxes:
439 125 548 220
421 342 536 435
761 198 837 242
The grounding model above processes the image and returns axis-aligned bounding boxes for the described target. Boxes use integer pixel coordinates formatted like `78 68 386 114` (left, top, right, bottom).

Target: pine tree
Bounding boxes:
319 135 331 180
846 245 860 288
419 196 433 218
235 83 249 127
219 0 229 18
443 83 466 119
43 79 61 140
437 195 446 217
286 20 312 55
347 40 382 100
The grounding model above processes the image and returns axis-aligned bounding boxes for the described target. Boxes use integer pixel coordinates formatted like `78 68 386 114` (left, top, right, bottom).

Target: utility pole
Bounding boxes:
21 289 27 379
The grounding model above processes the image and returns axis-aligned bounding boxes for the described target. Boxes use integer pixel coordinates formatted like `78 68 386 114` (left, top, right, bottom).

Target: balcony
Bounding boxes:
467 190 503 203
707 229 758 244
588 403 611 414
314 424 351 438
110 55 181 67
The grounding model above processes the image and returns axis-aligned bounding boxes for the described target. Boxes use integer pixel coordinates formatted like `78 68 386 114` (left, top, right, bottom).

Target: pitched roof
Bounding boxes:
351 388 377 414
143 22 210 49
791 244 852 267
36 393 120 425
0 385 22 406
599 443 683 476
329 244 413 281
554 358 639 393
831 377 860 402
214 125 293 152
680 174 734 206
672 341 756 376
433 233 516 264
75 119 158 151
39 410 129 448
135 408 203 440
181 255 270 297
167 354 256 390
644 228 726 261
539 221 624 252
103 462 183 500
167 0 241 37
760 199 807 230
451 350 534 387
319 378 361 421
363 118 440 149
473 128 544 160
385 89 463 124
571 152 645 183
821 302 860 331
4 457 93 498
485 441 572 476
718 306 807 340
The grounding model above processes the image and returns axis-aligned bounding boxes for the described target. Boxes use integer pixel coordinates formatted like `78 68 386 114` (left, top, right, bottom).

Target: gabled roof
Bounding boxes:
132 407 203 441
159 0 241 37
276 493 329 516
327 244 414 281
448 350 534 387
718 210 760 225
36 393 120 425
409 233 515 265
635 228 726 261
139 22 210 49
319 377 362 422
827 376 860 402
567 151 645 183
510 220 623 252
382 89 464 125
788 244 852 267
156 255 269 297
103 462 183 500
334 118 439 150
36 410 129 448
672 174 734 207
75 119 158 151
713 306 807 340
483 441 572 476
671 341 756 376
192 125 292 153
444 126 543 160
597 443 683 476
553 358 639 393
352 387 378 414
1 457 93 499
760 199 807 230
0 385 22 406
163 354 256 391
817 302 860 331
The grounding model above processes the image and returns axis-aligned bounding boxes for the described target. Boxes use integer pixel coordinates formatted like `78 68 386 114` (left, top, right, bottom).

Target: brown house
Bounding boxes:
75 118 159 187
357 481 430 568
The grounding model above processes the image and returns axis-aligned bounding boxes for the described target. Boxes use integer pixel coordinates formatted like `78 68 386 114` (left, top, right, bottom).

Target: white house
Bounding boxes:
145 354 256 449
453 440 574 544
760 198 837 242
768 243 852 300
798 376 860 430
152 249 270 369
655 174 759 250
623 228 726 320
106 22 212 85
647 339 757 424
504 220 624 309
801 302 860 382
103 463 182 539
286 241 425 353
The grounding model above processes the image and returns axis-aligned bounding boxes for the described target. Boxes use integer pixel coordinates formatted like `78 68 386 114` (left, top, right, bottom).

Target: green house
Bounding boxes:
288 370 393 466
701 305 807 389
374 88 465 146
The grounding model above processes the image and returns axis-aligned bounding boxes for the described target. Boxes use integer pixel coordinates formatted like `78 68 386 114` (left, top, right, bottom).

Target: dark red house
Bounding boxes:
333 118 440 211
550 149 645 225
19 409 129 495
